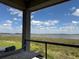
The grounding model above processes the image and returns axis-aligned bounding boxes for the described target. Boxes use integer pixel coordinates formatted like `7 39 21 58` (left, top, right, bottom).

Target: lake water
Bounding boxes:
1 34 79 39
31 34 79 39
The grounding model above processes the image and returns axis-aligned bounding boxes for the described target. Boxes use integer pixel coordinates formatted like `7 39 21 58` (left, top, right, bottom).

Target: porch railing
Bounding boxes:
26 40 79 59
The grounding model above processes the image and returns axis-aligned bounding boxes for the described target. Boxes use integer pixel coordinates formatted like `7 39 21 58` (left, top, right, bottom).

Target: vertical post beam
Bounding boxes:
22 9 30 51
45 43 47 59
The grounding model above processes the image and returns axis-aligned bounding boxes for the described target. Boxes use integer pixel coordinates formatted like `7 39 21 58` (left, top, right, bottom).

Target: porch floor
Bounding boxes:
1 51 41 59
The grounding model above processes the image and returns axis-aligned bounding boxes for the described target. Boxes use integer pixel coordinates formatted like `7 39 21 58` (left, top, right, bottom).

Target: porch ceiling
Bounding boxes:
0 0 69 11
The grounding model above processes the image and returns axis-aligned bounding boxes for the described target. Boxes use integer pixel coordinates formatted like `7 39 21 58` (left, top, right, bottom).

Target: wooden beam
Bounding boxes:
30 0 69 11
0 0 70 11
0 0 26 10
22 9 30 51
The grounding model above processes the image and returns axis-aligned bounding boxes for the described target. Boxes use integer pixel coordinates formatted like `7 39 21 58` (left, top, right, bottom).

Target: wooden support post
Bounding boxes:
45 43 47 59
22 9 30 51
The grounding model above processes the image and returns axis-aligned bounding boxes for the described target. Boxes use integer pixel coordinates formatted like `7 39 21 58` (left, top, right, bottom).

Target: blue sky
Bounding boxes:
0 0 79 34
0 3 22 33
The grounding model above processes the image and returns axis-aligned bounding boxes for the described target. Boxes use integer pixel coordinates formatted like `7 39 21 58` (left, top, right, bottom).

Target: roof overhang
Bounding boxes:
30 0 69 11
0 0 70 11
0 0 26 10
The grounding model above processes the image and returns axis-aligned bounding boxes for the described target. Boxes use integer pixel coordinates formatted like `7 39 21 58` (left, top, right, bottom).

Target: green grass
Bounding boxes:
0 36 22 49
31 37 79 59
0 36 79 59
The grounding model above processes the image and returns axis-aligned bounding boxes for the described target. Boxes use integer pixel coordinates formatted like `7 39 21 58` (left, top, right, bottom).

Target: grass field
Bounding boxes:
0 36 79 59
0 36 22 49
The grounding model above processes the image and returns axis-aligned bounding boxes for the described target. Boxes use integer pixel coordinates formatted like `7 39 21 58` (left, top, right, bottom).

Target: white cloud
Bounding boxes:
71 7 76 11
2 20 13 27
72 9 79 16
2 20 13 29
64 7 76 16
0 24 12 33
31 15 34 19
3 23 11 27
31 20 42 26
31 20 79 34
0 18 22 33
0 20 13 33
31 20 60 34
58 21 79 34
6 20 12 24
0 23 22 33
31 20 59 26
65 13 71 16
9 8 22 17
13 18 18 21
20 25 22 28
72 21 79 24
47 20 59 26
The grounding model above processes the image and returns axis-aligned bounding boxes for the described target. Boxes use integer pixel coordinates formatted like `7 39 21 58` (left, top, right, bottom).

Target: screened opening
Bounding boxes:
0 3 22 50
31 0 79 59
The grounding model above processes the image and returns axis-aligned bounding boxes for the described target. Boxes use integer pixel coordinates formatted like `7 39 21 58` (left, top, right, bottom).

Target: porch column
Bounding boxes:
22 9 30 51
